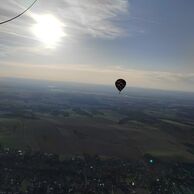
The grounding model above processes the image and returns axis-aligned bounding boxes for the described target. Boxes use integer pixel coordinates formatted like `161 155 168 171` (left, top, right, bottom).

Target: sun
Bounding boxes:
31 14 66 48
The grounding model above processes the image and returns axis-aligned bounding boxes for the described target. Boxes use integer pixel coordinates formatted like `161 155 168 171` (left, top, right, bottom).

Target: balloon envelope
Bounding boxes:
115 79 126 92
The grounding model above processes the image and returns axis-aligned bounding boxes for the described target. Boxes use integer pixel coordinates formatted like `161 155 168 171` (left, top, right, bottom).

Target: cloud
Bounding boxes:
1 62 194 92
0 0 129 59
0 0 129 39
62 0 129 38
36 0 129 38
147 71 194 84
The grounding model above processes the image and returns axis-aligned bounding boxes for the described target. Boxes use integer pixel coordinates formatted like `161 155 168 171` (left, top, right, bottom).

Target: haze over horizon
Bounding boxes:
0 0 194 92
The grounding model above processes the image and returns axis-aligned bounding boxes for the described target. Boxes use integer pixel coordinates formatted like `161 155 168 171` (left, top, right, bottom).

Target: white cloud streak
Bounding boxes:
1 62 194 92
0 0 129 39
0 0 129 58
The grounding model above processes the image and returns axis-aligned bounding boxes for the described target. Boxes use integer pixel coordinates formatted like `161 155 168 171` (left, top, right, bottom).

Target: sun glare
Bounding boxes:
32 14 66 48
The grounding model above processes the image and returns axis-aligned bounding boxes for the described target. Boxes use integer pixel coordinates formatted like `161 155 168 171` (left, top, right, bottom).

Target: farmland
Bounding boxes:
0 78 194 161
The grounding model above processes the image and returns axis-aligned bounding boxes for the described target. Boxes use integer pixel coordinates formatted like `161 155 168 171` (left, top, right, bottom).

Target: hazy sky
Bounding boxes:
0 0 194 92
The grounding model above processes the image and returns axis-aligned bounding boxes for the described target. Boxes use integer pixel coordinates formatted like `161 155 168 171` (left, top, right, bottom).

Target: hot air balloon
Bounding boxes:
115 79 126 93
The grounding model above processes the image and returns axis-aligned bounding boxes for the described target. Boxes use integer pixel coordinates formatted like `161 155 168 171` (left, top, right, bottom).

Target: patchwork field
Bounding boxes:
0 78 194 161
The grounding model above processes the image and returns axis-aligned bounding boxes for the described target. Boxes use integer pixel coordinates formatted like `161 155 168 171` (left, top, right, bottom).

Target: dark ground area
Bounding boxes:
0 78 194 161
0 78 194 193
0 147 194 194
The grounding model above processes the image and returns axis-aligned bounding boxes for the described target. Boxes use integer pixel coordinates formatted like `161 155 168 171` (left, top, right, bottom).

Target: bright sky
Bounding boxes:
0 0 194 92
